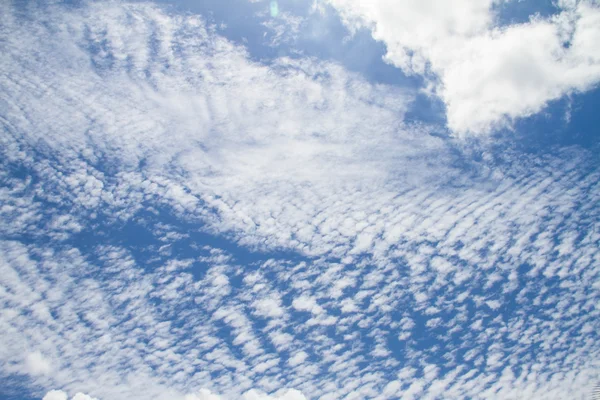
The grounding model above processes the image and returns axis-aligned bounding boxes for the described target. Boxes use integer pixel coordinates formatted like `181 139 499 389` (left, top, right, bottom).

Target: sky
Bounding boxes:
0 0 599 399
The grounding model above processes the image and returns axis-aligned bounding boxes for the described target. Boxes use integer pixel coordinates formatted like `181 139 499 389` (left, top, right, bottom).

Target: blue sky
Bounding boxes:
0 1 599 400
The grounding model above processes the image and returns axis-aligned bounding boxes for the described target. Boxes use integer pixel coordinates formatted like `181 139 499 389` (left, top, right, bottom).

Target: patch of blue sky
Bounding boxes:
506 88 600 152
1 163 309 283
493 0 560 26
0 377 40 400
145 0 420 85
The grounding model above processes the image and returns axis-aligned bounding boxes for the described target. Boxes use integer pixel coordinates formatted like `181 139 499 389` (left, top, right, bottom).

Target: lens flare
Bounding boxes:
270 0 279 17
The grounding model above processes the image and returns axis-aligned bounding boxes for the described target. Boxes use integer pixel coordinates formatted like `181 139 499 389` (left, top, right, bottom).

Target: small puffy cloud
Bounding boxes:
185 389 223 400
253 296 285 318
292 295 324 315
383 380 402 396
43 391 98 400
72 394 99 400
430 256 453 274
273 389 307 400
182 388 307 400
43 391 68 400
486 300 502 310
243 389 307 400
25 351 52 376
288 351 308 367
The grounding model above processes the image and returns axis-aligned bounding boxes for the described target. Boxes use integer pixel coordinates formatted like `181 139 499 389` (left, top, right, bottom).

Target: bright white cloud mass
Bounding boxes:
0 1 599 400
326 0 600 134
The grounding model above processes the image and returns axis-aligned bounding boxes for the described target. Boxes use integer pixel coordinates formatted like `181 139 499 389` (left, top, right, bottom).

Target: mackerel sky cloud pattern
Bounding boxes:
0 1 599 400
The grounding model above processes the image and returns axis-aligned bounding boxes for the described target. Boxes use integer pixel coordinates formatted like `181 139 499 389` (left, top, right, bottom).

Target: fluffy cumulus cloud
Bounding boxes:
243 389 307 400
43 391 69 400
184 389 223 400
326 0 600 134
0 1 600 400
43 391 97 400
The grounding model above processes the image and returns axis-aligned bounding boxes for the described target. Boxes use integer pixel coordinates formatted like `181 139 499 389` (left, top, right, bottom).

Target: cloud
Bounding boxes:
326 0 600 135
0 1 599 400
288 351 309 367
43 391 68 400
253 296 285 318
43 391 98 400
292 295 324 315
47 387 308 400
185 389 223 400
25 351 52 376
72 394 99 400
243 389 307 400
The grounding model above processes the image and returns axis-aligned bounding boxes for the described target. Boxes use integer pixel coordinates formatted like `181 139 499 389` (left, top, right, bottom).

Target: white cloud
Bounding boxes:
288 351 309 367
25 351 52 376
253 296 285 318
72 393 99 400
43 391 69 400
244 389 307 400
185 389 223 400
0 1 599 400
183 388 309 400
383 380 402 396
326 0 600 135
292 295 324 315
43 391 98 400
